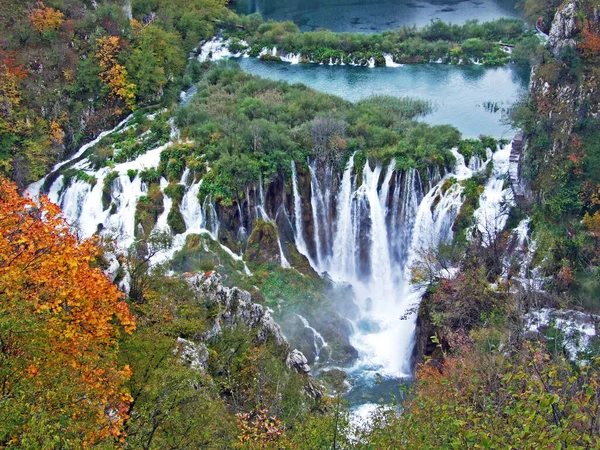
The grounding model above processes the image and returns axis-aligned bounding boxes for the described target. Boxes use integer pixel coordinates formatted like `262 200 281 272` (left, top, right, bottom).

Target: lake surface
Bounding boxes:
234 0 520 32
236 58 530 138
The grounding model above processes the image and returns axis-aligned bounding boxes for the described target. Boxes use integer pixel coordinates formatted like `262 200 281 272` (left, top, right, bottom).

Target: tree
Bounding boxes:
127 25 185 105
95 36 136 112
27 1 64 33
0 177 135 447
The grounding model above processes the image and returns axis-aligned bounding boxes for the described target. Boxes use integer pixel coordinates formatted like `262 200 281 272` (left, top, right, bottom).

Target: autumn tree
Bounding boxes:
27 1 64 33
0 177 135 447
358 344 600 449
95 36 136 112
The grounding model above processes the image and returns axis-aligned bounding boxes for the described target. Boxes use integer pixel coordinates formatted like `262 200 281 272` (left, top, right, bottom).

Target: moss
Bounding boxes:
245 219 280 265
441 177 457 195
164 183 185 203
102 171 119 211
285 242 319 279
452 177 485 245
170 233 248 287
167 206 187 235
259 53 282 62
127 169 138 181
134 183 164 237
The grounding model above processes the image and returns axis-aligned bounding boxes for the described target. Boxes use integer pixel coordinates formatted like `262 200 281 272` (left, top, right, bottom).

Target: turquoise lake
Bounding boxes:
236 58 530 138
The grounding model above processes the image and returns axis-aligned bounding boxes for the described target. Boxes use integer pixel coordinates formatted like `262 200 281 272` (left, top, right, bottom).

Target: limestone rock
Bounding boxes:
286 349 311 373
548 1 579 57
176 337 209 371
186 271 287 346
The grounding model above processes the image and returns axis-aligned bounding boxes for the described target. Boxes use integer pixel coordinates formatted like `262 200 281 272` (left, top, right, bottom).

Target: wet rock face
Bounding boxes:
245 219 282 265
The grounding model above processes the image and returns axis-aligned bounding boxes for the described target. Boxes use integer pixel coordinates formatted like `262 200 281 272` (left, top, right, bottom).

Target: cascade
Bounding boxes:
291 161 310 259
155 177 172 233
309 164 325 269
27 114 133 200
472 145 512 246
295 314 328 362
330 154 356 278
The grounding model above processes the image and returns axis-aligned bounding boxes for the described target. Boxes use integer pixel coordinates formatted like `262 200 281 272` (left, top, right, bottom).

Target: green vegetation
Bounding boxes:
134 183 164 237
223 17 538 66
173 61 490 206
0 0 230 188
510 0 600 310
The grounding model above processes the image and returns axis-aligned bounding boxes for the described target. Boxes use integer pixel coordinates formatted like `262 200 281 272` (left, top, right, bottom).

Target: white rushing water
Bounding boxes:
292 145 513 389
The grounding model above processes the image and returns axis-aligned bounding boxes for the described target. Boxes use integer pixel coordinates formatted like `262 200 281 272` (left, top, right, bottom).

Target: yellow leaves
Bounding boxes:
26 364 39 377
131 18 143 36
95 36 137 111
28 1 64 33
50 120 64 145
0 176 135 445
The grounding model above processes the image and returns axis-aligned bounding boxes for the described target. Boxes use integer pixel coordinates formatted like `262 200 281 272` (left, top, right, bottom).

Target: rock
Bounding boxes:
176 337 209 371
245 219 282 265
548 1 579 57
186 272 287 347
286 349 311 373
184 271 323 397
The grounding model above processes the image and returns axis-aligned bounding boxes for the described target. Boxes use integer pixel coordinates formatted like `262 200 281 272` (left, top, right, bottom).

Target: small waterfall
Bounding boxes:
181 179 203 231
331 154 356 278
309 164 324 269
27 114 133 199
155 177 172 233
291 161 310 258
278 239 291 269
296 314 328 362
472 145 512 246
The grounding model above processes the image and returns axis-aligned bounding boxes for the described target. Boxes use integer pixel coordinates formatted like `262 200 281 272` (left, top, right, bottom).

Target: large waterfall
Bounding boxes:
28 114 513 406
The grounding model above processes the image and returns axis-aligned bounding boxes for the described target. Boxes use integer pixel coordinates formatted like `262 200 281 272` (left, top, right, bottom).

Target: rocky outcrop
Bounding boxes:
286 349 311 373
186 272 287 346
184 272 323 396
176 337 209 371
547 1 579 57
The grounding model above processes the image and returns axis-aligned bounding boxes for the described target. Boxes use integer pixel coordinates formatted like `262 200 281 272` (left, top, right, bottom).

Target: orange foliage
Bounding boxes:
28 1 64 33
578 26 600 61
95 36 136 111
0 177 135 445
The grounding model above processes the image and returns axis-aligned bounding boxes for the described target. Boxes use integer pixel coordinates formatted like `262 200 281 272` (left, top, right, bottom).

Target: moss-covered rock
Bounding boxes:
134 183 164 237
245 219 281 265
167 206 187 235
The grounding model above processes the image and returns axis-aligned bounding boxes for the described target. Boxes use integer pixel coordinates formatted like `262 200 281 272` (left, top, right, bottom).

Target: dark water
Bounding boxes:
237 58 530 138
234 0 520 32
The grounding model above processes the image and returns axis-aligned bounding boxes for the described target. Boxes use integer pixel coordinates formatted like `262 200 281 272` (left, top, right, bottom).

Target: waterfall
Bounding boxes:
331 154 356 278
291 161 310 258
361 162 393 295
27 114 133 199
296 314 328 362
181 180 204 231
309 164 324 269
155 177 172 233
472 145 512 246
